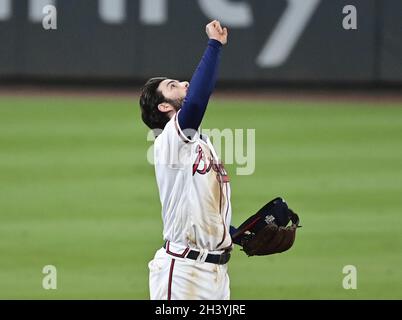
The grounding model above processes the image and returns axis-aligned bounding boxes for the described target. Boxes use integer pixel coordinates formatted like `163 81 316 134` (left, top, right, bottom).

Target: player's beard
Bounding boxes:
165 97 184 112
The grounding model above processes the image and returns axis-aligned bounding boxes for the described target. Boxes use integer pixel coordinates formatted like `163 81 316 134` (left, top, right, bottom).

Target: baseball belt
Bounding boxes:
163 242 231 265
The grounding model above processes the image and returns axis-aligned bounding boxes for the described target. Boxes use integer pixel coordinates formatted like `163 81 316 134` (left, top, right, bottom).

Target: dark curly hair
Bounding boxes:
139 77 170 130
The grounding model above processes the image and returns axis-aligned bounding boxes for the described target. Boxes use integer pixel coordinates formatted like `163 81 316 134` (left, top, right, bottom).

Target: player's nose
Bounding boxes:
181 81 189 89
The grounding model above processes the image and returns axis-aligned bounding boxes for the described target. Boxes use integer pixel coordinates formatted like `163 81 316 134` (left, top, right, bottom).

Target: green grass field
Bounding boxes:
1 95 402 299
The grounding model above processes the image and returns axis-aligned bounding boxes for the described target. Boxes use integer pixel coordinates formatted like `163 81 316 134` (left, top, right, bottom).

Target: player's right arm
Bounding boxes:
177 20 228 137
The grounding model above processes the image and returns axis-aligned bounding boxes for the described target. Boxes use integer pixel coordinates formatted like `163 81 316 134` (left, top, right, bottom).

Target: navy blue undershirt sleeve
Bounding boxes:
229 225 238 236
177 39 222 135
230 225 242 245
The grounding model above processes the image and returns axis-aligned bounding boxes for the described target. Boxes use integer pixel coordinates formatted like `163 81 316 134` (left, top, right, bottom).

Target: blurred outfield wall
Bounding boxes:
0 0 401 83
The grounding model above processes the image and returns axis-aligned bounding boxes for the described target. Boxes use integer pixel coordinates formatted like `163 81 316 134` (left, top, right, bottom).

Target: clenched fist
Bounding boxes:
206 20 228 45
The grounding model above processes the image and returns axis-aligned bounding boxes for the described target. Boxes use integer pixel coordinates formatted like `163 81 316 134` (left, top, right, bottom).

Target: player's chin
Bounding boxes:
175 98 185 111
173 104 182 112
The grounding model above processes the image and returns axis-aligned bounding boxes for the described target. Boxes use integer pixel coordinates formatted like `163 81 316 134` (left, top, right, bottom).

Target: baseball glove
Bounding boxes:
231 197 301 256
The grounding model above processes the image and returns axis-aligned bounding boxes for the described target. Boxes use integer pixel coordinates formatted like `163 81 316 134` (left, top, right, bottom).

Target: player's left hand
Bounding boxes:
231 197 301 256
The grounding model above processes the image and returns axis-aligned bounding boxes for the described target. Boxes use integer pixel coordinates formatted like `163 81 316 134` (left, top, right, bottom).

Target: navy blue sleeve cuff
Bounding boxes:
208 39 223 49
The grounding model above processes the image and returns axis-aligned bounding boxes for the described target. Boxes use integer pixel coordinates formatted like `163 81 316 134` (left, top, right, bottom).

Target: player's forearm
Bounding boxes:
230 225 241 245
178 39 222 132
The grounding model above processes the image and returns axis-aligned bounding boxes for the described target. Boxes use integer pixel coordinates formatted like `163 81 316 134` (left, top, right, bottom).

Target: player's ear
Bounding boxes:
157 102 174 113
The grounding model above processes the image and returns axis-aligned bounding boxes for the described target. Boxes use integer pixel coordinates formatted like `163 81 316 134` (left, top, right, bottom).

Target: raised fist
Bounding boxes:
205 20 228 45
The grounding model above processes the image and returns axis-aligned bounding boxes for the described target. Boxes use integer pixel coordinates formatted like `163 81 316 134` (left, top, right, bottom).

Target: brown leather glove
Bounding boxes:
231 198 301 257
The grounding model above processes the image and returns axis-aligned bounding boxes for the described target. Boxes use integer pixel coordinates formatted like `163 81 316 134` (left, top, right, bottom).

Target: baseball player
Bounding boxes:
139 20 232 300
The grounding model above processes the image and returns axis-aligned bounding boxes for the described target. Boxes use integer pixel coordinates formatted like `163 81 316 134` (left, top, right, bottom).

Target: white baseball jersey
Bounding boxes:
153 111 233 252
